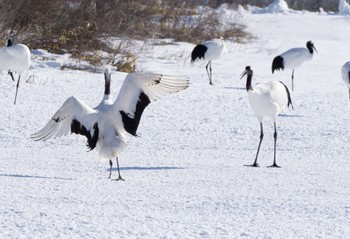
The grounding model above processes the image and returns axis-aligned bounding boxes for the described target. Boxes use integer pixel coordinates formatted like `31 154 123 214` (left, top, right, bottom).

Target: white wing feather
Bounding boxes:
113 72 189 115
202 39 226 61
31 96 97 141
281 47 312 69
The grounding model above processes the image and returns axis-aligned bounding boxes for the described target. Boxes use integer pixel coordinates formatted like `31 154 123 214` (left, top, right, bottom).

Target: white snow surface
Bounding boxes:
1 8 350 239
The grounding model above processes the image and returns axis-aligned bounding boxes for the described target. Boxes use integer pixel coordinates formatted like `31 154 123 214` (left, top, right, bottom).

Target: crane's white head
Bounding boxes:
104 68 111 82
306 41 318 54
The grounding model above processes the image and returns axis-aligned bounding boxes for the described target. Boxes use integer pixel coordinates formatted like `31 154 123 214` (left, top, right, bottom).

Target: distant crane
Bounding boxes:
0 38 31 104
31 69 189 180
272 41 317 91
240 66 293 168
191 38 226 85
341 61 350 99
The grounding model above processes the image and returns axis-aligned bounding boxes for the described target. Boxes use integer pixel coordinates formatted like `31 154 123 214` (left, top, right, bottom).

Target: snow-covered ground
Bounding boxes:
1 4 350 239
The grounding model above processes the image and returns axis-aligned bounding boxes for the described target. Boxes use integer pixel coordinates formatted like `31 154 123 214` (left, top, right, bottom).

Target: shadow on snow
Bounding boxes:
0 173 74 180
279 113 306 118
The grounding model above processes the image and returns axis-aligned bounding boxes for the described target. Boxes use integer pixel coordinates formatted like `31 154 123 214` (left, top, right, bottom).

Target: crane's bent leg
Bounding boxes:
206 61 213 85
8 71 15 81
291 70 294 91
268 123 281 168
108 160 113 179
245 122 263 167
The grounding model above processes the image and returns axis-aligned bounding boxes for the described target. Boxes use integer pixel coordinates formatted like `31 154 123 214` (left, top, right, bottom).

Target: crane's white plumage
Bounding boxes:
32 69 189 180
272 41 317 91
191 38 226 85
0 38 31 104
248 81 290 122
341 61 350 99
241 66 293 168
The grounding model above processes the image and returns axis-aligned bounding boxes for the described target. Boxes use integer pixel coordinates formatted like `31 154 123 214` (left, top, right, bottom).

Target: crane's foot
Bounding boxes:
267 163 281 168
112 176 125 181
209 82 213 85
244 163 259 167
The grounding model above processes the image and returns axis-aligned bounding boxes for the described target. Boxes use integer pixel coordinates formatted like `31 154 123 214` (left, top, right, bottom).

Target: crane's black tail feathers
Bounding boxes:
191 44 207 63
279 81 294 110
272 56 284 73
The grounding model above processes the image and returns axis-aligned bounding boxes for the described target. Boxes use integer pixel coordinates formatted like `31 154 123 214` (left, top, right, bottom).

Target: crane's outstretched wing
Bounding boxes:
114 72 189 136
31 96 99 150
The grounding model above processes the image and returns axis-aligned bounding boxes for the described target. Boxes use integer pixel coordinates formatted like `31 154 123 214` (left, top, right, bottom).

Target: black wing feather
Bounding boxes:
191 44 208 62
71 119 99 150
272 56 285 73
120 92 151 136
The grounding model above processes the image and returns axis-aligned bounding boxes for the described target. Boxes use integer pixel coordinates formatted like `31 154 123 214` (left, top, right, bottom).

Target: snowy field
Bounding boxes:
1 3 350 239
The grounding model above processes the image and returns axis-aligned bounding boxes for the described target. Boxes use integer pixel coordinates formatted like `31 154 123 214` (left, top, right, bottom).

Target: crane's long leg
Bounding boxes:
108 158 125 181
291 70 294 91
205 61 213 85
245 122 263 167
268 123 281 168
113 157 124 181
14 75 21 105
108 160 113 179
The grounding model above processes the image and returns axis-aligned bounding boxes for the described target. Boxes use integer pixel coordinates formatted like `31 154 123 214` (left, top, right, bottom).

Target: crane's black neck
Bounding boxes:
246 75 253 91
6 38 13 47
104 80 110 95
104 73 111 95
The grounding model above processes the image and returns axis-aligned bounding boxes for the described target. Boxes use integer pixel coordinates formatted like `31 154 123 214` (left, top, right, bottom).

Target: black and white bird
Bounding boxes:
31 69 189 180
240 66 293 168
0 38 31 104
191 38 226 85
341 61 350 99
272 41 317 91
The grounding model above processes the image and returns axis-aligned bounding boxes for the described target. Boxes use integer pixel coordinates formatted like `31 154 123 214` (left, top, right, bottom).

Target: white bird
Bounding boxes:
31 69 189 180
272 41 317 91
0 38 31 104
191 38 226 85
240 66 293 168
341 61 350 99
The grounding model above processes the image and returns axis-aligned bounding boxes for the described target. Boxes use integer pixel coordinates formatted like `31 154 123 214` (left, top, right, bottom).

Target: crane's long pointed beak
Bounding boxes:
240 70 247 79
313 46 318 53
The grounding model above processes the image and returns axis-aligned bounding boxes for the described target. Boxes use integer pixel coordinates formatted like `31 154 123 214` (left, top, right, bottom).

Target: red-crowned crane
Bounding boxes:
31 69 189 180
0 38 31 104
191 38 226 85
241 66 293 168
272 41 317 91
